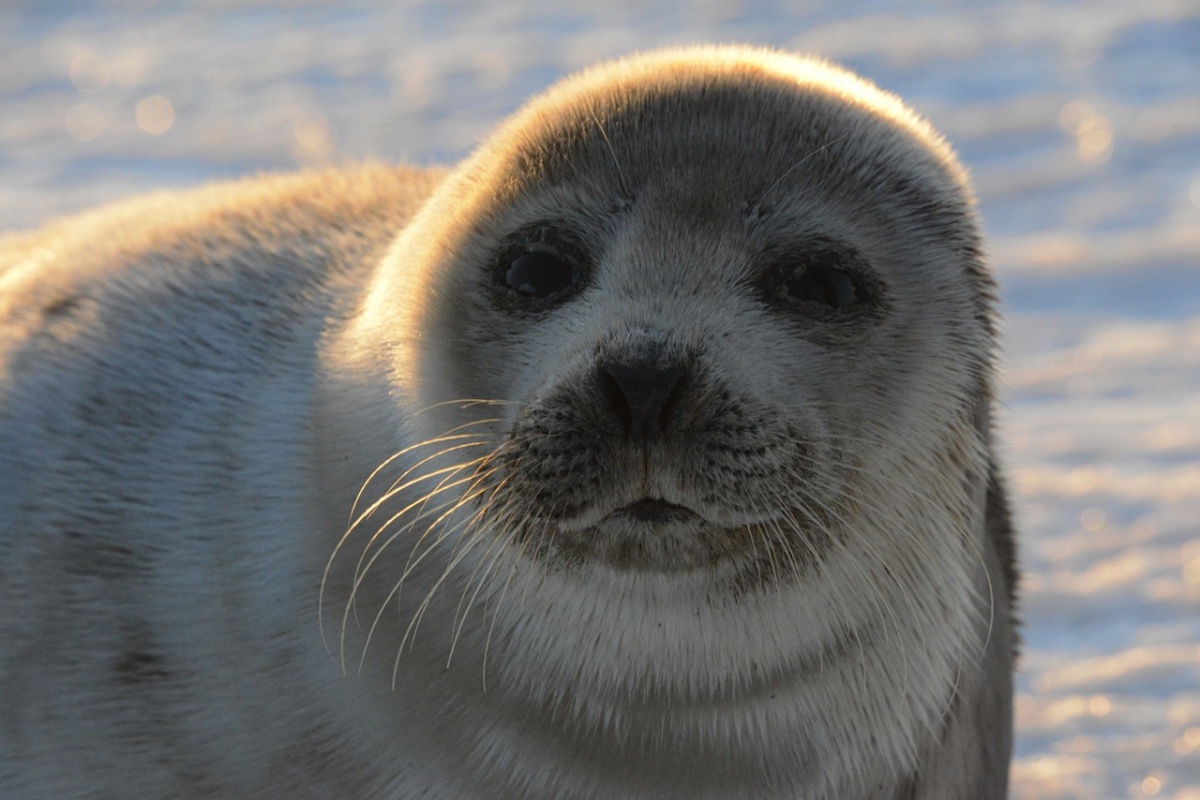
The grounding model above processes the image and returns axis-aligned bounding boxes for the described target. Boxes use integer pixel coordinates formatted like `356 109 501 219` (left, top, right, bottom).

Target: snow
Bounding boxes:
3 1 1198 796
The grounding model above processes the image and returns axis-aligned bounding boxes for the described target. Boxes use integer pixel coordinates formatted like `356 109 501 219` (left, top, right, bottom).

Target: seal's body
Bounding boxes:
0 47 1015 799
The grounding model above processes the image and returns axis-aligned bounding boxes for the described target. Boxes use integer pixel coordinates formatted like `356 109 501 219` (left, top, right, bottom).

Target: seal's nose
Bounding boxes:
596 355 687 442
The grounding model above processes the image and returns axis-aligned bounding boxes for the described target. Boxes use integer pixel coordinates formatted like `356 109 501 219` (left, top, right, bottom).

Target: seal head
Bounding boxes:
333 46 1013 799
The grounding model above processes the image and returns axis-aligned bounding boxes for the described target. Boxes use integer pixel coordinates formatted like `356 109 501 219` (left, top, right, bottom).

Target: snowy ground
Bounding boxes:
3 1 1199 797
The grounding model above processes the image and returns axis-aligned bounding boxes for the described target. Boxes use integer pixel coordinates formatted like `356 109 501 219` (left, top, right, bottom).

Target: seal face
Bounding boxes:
0 47 1016 799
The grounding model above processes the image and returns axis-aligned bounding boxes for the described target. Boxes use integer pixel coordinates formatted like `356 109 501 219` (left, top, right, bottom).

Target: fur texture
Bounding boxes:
0 46 1015 798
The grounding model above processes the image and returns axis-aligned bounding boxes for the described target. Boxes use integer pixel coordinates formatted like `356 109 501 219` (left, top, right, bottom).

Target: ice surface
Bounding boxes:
2 1 1198 796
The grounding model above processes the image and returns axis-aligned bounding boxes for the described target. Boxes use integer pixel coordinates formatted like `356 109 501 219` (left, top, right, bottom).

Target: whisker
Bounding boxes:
321 427 504 655
352 466 503 667
448 500 525 673
348 418 504 525
351 456 492 593
481 526 531 693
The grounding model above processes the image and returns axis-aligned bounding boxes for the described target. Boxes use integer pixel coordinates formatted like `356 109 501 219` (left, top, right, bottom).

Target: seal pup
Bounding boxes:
0 46 1016 798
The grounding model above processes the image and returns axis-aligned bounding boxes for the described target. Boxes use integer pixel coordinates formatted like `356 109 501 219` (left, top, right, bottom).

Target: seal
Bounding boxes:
0 46 1016 799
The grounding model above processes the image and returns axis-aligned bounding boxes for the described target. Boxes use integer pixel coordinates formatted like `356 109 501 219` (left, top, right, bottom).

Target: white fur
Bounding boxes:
0 47 1012 799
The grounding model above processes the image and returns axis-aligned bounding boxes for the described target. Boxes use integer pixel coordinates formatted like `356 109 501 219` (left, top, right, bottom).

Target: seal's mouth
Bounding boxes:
611 497 698 523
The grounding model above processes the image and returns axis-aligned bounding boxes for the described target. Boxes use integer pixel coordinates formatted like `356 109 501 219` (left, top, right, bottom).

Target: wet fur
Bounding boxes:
0 47 1015 798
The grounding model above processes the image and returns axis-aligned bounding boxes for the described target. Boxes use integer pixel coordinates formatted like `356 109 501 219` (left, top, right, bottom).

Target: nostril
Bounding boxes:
597 357 687 442
597 367 633 436
657 367 685 434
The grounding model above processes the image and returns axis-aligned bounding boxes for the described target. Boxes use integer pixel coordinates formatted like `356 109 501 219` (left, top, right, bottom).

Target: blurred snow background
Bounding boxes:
2 1 1198 797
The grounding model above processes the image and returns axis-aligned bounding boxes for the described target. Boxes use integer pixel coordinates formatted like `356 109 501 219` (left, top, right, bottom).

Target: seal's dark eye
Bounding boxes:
782 262 860 309
493 225 591 312
505 250 577 299
761 242 874 316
